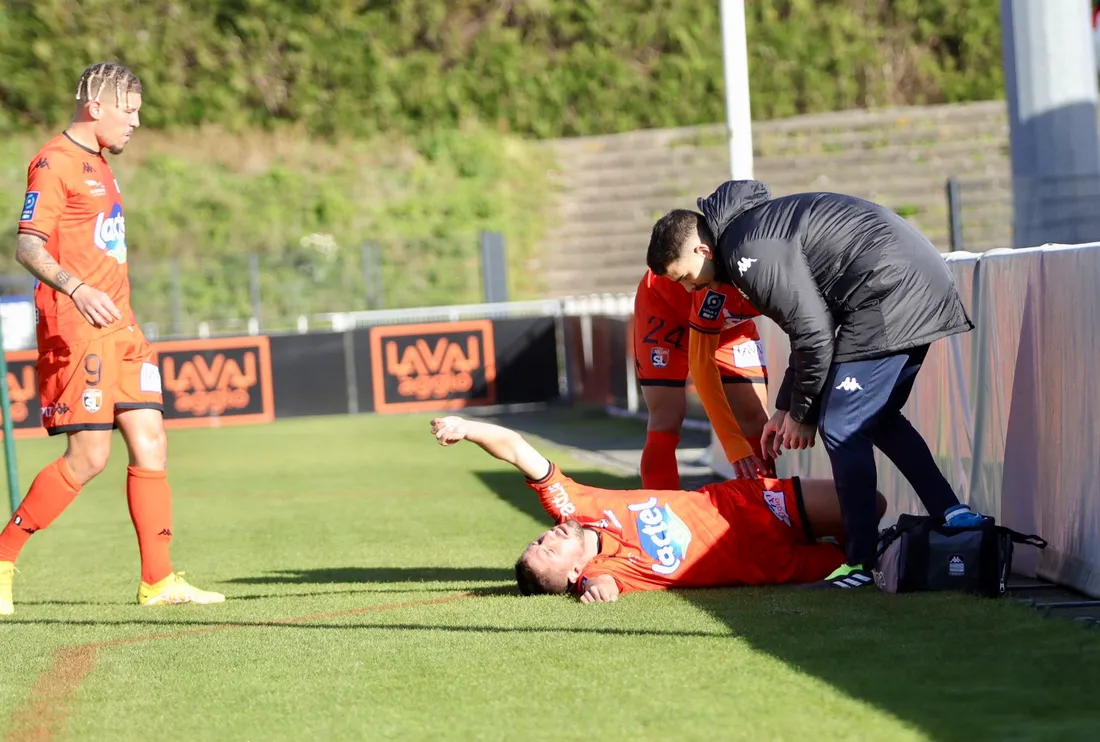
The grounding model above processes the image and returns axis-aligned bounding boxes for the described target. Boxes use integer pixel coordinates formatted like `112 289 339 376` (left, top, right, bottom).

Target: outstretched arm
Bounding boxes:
430 416 551 481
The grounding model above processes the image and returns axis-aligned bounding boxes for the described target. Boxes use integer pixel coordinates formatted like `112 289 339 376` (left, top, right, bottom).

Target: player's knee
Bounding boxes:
128 427 168 470
739 409 768 439
65 440 112 483
643 391 686 432
875 491 888 521
647 411 684 433
818 419 848 451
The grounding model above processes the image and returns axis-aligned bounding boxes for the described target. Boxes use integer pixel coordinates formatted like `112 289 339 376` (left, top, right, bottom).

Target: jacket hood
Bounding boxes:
697 180 773 241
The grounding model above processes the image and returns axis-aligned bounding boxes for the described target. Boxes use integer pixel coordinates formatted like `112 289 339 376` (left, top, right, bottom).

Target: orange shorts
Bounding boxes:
37 324 163 436
706 477 845 584
633 273 767 386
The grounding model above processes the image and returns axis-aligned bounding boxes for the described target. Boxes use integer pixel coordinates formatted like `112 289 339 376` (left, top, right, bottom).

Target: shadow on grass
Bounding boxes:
466 407 700 454
685 586 1100 739
477 461 1100 741
15 585 500 607
0 617 728 638
224 567 513 585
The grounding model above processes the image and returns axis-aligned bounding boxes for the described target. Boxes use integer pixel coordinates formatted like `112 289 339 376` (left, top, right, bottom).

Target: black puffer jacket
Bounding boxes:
698 180 973 424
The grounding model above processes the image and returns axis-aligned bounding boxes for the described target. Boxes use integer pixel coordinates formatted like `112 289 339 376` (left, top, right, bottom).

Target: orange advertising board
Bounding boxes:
369 320 497 414
0 336 274 438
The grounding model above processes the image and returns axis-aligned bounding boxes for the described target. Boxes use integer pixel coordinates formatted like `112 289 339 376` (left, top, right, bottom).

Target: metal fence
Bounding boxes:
944 176 1013 253
945 173 1100 253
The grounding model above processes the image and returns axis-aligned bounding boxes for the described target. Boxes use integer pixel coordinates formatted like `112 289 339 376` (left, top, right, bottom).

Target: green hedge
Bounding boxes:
1 124 556 329
0 0 1003 139
0 0 1005 327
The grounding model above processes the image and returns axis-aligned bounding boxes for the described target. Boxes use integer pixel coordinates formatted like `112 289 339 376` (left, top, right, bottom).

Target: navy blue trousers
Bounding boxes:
818 346 961 568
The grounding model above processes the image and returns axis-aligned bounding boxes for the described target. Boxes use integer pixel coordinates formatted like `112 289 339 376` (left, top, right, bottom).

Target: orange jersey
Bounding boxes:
634 270 766 383
638 271 756 340
689 286 760 339
18 133 134 351
640 270 761 342
528 463 841 595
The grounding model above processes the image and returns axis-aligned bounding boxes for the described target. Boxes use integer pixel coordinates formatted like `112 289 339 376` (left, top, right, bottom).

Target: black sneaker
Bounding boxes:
803 563 875 590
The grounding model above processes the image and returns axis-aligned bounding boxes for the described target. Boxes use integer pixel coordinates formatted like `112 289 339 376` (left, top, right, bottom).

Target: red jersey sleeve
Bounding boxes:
525 462 589 523
19 158 69 242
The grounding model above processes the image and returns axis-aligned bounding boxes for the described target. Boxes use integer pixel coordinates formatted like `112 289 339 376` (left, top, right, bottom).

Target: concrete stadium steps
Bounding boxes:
546 176 978 253
553 177 958 222
554 139 1006 187
534 100 1013 298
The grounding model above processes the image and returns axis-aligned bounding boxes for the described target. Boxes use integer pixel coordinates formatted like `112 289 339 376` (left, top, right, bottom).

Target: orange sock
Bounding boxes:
0 458 82 563
640 430 680 490
126 466 174 584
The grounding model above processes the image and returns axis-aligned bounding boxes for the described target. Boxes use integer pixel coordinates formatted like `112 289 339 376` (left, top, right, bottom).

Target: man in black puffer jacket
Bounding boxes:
646 180 982 589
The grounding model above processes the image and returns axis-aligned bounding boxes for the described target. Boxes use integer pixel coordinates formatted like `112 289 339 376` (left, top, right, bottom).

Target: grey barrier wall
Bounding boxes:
742 244 1100 598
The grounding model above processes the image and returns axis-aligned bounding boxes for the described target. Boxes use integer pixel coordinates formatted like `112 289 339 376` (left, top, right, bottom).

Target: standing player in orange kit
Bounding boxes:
633 269 772 489
0 63 224 616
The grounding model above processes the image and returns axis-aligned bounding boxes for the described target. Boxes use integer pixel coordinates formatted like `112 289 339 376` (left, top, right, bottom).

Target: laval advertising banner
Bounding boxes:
0 317 561 436
155 337 275 428
368 319 498 414
0 336 275 438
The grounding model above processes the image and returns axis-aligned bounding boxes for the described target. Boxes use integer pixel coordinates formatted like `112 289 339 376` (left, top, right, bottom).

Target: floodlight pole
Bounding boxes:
1001 0 1100 247
721 0 754 180
712 0 756 478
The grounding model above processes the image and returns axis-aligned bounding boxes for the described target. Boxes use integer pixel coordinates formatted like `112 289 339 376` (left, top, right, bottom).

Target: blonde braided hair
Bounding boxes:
75 62 142 106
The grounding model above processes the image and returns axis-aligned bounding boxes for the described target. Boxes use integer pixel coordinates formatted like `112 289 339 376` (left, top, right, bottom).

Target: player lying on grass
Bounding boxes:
430 416 886 603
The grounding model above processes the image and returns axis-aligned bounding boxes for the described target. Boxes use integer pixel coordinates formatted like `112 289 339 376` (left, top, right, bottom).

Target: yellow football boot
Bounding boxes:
138 572 225 606
0 561 15 616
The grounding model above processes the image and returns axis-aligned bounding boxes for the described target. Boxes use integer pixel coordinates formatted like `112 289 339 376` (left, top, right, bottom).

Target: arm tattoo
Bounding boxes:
15 233 79 294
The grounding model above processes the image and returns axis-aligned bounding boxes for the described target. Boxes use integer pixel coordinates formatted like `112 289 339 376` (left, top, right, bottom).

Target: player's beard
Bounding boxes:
561 519 585 544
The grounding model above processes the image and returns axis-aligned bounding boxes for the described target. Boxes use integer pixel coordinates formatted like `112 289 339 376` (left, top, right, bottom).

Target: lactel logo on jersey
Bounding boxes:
628 497 692 575
94 204 127 263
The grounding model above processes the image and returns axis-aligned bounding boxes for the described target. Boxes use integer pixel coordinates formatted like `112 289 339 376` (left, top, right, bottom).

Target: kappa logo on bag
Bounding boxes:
874 513 1048 598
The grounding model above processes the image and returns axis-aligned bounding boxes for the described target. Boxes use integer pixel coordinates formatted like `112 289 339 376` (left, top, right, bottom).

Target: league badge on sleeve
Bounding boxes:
697 290 727 322
20 192 39 222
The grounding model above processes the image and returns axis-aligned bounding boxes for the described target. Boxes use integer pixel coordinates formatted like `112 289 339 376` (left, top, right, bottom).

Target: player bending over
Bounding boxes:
430 416 886 603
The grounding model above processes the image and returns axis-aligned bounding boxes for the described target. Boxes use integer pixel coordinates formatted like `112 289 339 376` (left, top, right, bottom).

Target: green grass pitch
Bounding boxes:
2 411 1099 741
